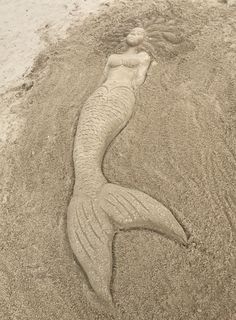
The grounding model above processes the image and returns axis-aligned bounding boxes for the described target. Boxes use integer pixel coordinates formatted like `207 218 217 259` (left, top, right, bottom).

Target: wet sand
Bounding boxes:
0 0 235 319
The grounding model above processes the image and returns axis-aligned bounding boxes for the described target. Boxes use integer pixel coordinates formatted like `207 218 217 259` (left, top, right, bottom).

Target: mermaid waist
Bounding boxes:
101 79 135 94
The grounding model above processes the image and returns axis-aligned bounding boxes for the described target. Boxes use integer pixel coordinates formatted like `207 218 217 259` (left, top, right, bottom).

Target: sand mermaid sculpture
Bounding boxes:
67 26 187 303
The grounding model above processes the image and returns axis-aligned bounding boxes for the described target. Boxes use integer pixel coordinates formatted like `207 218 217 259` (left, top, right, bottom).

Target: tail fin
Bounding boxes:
67 183 187 303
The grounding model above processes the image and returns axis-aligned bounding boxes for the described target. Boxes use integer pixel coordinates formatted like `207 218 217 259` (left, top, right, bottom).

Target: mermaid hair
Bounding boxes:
99 14 192 60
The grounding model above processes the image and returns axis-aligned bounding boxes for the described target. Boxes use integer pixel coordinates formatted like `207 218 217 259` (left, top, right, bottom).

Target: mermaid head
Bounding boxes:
126 27 146 47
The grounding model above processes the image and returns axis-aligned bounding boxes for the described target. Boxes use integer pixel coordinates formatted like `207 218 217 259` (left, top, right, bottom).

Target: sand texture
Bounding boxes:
0 0 236 319
0 0 108 93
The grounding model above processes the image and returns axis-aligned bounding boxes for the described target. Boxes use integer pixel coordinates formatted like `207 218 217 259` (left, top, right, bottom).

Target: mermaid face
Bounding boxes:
126 27 146 47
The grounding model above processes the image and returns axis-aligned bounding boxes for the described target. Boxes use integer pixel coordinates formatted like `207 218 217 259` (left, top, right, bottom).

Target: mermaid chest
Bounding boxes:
108 54 140 68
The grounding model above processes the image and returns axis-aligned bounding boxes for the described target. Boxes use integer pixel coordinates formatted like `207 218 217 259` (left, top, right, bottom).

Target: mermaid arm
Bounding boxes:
98 59 110 86
133 53 151 89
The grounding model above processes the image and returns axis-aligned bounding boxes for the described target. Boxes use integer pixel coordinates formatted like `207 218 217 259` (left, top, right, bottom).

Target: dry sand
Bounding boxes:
0 0 108 93
0 0 110 165
0 0 236 319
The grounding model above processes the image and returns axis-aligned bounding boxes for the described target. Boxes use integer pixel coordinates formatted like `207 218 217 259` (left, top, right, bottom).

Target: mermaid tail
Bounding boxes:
67 183 187 303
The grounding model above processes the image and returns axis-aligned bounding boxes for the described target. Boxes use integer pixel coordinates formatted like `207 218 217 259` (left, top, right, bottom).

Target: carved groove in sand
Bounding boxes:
67 26 187 303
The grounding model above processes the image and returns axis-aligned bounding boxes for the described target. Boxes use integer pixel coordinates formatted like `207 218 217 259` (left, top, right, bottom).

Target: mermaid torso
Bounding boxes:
73 52 150 195
108 53 141 68
105 52 150 90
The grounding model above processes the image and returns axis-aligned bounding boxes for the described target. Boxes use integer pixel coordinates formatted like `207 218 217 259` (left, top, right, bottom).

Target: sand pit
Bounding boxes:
0 0 236 319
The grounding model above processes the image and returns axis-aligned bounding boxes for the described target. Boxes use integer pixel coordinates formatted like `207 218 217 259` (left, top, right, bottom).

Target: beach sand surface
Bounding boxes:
0 0 236 319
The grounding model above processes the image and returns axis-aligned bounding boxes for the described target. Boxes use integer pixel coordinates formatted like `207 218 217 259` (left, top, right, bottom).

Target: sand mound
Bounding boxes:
1 0 235 319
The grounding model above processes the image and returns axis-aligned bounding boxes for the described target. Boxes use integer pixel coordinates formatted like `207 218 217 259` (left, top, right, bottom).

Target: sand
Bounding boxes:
0 0 109 93
0 0 109 165
0 0 236 319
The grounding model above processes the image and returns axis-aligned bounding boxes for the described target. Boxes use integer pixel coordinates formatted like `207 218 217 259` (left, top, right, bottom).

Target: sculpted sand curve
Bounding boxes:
67 27 187 303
